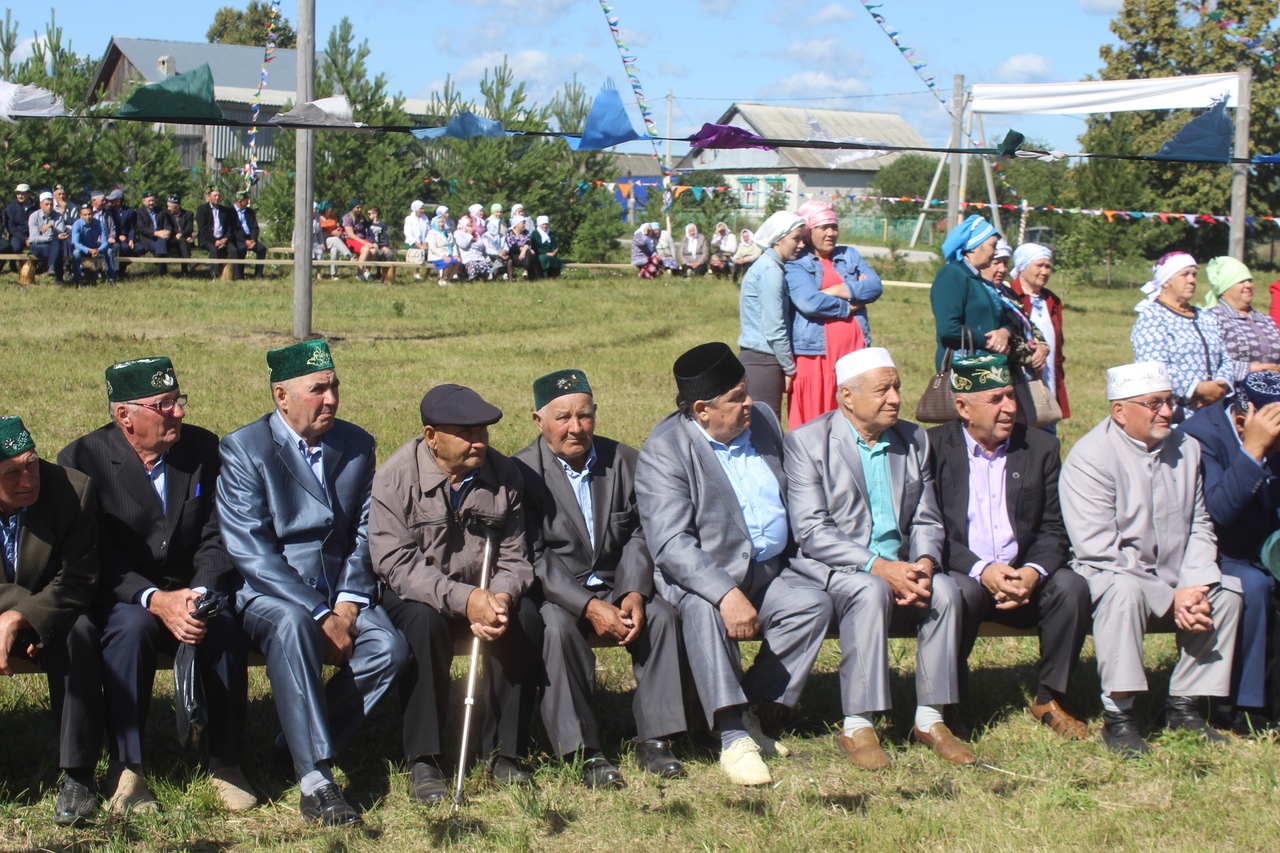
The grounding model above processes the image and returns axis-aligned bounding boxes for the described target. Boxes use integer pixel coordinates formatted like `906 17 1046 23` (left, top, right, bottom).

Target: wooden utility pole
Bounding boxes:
292 0 315 340
946 75 963 230
975 113 1002 235
1229 66 1252 262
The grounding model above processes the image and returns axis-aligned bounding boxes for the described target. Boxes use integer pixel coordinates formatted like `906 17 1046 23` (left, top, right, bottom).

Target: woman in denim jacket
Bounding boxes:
738 211 808 421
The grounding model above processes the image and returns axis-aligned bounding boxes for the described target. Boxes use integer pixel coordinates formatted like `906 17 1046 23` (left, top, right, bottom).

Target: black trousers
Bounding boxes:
953 568 1091 701
231 241 268 279
382 587 544 764
19 612 104 770
95 600 250 766
202 241 233 278
166 238 193 275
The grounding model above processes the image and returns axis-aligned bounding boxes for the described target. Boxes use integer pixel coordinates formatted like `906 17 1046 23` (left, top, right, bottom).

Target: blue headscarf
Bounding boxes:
941 215 999 263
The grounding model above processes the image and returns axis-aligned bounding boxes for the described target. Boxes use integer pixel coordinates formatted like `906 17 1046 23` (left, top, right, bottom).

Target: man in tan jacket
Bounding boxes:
368 384 542 804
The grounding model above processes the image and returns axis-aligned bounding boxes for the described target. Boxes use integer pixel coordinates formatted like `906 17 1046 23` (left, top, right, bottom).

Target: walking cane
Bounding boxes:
453 517 500 808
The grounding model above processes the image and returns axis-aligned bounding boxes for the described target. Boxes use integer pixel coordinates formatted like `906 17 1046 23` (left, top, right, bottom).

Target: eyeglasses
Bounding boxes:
1124 396 1174 414
133 395 187 414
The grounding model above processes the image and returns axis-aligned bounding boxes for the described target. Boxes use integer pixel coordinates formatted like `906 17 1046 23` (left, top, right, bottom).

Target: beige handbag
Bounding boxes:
1014 377 1063 427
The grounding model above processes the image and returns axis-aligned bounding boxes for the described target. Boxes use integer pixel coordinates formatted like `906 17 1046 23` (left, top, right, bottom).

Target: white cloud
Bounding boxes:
701 0 736 14
769 37 866 72
759 71 871 99
424 49 599 103
659 60 690 78
812 2 856 25
618 28 649 48
1080 0 1123 13
771 1 855 27
996 53 1056 82
495 0 580 13
12 36 42 65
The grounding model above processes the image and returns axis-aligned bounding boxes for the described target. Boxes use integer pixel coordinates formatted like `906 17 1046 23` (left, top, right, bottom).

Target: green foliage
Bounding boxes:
565 187 627 262
206 0 297 49
668 169 739 235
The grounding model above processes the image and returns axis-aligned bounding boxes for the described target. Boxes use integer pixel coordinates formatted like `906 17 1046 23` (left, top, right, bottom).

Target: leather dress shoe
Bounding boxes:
634 738 686 779
54 775 96 827
1031 699 1089 741
409 761 447 805
582 754 625 790
835 729 891 770
911 723 977 765
487 756 534 786
1222 708 1279 737
1165 696 1227 744
1100 710 1149 757
299 783 361 826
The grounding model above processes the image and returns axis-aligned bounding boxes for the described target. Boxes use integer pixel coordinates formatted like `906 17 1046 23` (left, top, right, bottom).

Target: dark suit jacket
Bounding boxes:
114 206 137 245
57 423 236 603
0 461 97 643
926 418 1068 576
514 434 653 616
1179 399 1280 562
168 208 194 242
230 207 260 247
134 206 173 243
196 203 234 246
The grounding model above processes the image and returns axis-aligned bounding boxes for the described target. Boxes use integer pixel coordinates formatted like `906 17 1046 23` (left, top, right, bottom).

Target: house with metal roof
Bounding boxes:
673 103 933 214
89 36 434 172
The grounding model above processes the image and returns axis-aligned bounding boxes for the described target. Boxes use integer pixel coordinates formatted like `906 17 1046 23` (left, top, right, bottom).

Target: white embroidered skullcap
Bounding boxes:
835 347 896 386
1106 361 1172 400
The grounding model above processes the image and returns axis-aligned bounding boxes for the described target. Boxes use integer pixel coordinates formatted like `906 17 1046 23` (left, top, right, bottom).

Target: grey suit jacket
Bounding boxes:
514 434 653 616
635 403 788 607
783 410 943 589
217 412 378 614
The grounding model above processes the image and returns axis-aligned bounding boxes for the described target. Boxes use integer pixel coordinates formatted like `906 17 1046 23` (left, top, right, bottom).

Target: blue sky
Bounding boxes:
23 0 1131 153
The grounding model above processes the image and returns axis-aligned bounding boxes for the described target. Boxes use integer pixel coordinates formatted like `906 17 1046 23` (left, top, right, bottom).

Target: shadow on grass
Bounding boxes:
798 791 869 814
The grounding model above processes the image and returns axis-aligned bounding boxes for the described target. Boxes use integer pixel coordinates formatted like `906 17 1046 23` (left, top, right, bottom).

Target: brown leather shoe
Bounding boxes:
911 723 977 766
834 730 891 770
1031 699 1089 741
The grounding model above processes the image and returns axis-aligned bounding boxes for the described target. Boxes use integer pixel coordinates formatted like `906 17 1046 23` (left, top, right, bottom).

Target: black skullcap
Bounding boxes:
420 384 503 427
673 342 745 403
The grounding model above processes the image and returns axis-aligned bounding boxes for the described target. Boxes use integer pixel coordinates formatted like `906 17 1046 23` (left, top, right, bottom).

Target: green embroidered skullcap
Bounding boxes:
106 356 178 402
0 417 35 459
533 369 593 410
950 353 1012 393
267 339 335 383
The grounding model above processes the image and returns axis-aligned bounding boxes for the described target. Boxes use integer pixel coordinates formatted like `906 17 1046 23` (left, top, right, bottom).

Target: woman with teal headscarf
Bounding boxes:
930 215 1019 370
1202 255 1280 370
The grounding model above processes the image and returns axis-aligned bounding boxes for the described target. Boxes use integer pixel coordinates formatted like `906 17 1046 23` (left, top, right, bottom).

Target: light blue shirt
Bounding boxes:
0 509 23 583
849 420 902 570
148 452 167 515
696 424 788 562
560 444 598 552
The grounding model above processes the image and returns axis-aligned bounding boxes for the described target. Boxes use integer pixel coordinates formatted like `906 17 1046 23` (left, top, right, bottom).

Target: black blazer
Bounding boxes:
230 206 260 246
168 208 194 241
0 461 97 644
513 434 653 616
926 418 1068 576
57 423 236 603
195 203 234 245
135 206 173 242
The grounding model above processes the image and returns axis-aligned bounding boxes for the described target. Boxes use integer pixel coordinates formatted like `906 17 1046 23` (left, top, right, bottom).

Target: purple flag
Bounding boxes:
689 123 776 151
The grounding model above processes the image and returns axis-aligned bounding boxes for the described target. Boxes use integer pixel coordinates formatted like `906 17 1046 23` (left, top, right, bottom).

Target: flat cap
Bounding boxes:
420 384 502 427
14 183 29 193
105 188 123 201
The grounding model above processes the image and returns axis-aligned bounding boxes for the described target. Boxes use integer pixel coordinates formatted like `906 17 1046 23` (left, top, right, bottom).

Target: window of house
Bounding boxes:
739 178 758 209
765 178 786 207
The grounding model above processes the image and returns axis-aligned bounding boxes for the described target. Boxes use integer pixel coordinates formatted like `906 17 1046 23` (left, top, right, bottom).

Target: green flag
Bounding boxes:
118 63 224 120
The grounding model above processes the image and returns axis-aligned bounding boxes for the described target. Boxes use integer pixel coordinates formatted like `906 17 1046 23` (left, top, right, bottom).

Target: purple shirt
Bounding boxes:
961 427 1047 579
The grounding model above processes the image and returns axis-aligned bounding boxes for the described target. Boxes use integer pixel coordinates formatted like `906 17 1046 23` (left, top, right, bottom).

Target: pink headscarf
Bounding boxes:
796 200 838 230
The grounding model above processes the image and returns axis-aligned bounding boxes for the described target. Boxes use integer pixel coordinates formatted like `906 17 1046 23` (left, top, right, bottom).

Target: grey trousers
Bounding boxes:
539 595 687 755
241 597 410 779
826 569 961 715
1091 573 1242 697
676 566 832 728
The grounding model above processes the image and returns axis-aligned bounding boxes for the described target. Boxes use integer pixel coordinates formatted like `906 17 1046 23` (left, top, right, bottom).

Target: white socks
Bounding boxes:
842 714 874 737
1101 692 1135 715
914 705 944 730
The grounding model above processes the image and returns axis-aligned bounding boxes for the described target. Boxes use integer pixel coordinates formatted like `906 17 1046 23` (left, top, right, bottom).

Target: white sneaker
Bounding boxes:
329 274 339 280
719 737 771 786
106 764 161 814
414 272 422 281
743 708 790 757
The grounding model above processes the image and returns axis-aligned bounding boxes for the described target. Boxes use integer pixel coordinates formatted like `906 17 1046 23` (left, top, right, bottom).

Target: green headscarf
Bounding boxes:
1202 256 1252 309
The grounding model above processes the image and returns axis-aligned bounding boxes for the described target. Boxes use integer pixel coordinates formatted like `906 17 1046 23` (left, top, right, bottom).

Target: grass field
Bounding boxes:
0 266 1276 852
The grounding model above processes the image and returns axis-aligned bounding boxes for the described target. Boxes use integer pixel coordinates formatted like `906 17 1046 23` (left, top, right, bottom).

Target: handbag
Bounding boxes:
405 247 426 265
1013 376 1063 427
914 330 972 423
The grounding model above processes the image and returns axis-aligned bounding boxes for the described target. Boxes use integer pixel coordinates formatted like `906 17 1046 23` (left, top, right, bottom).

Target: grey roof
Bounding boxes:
605 152 666 178
678 103 933 172
107 36 314 91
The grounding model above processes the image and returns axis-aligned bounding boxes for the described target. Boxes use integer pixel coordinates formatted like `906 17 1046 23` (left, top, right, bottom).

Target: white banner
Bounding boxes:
970 72 1239 115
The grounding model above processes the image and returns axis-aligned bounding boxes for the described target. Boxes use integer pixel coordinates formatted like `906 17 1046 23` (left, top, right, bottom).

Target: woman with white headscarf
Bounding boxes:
738 211 807 421
1130 251 1247 415
532 215 562 278
677 223 710 277
403 200 431 280
427 212 462 285
505 215 537 281
453 208 493 281
1009 242 1070 420
930 214 1018 370
631 222 659 279
709 221 737 278
731 228 762 282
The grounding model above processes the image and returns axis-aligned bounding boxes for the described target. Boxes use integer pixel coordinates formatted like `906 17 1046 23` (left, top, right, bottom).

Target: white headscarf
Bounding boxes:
1134 251 1197 312
993 238 1012 260
468 203 484 218
752 211 805 248
410 199 425 214
536 215 550 233
1011 242 1052 280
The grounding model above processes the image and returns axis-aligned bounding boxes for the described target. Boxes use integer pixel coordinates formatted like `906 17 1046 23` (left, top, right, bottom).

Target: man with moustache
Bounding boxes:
514 370 687 788
927 354 1090 741
1061 361 1242 756
369 384 543 804
217 340 409 825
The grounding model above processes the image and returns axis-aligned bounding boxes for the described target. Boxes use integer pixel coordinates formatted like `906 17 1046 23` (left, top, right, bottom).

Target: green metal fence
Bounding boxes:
842 216 928 243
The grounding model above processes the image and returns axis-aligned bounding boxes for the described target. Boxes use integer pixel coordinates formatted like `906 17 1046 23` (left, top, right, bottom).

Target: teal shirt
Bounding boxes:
849 419 901 570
